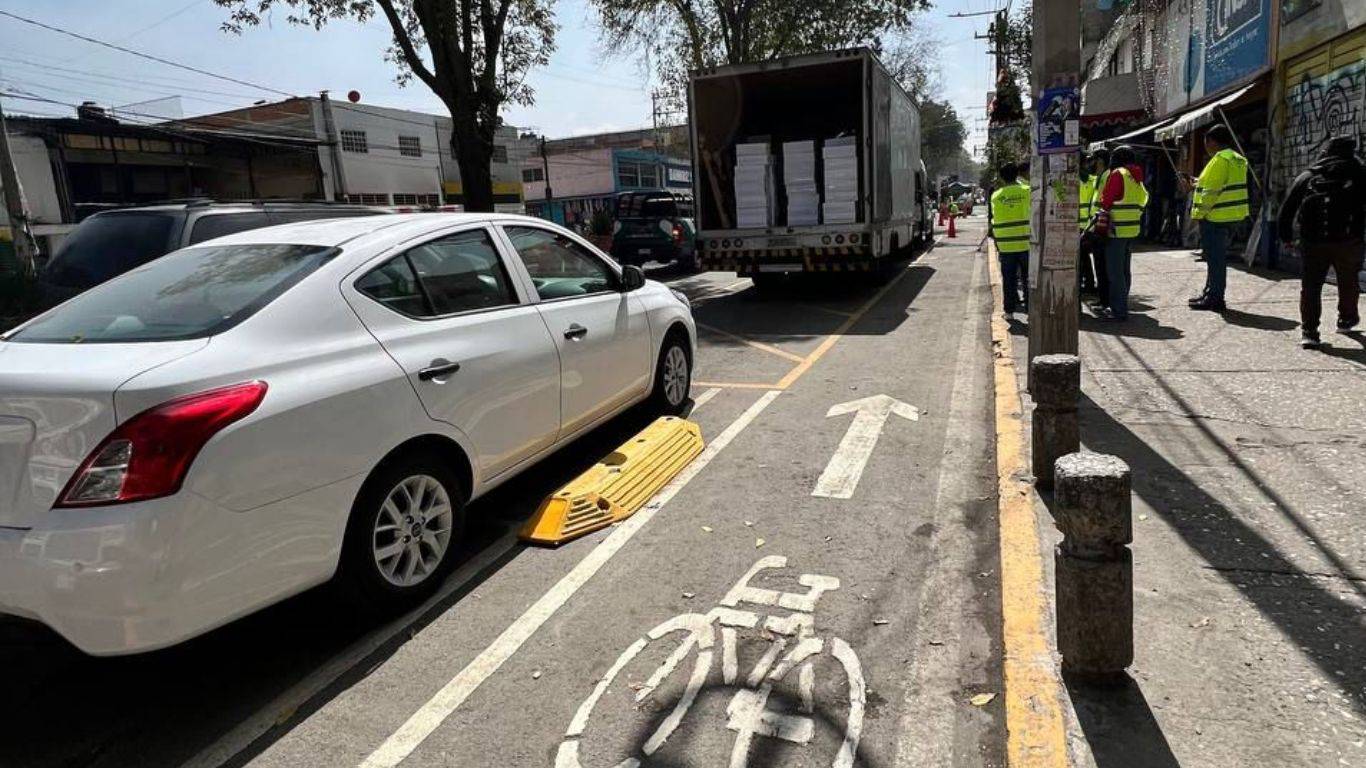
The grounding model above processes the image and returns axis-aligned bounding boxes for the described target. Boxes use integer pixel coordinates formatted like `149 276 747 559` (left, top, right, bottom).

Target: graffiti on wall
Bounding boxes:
1283 59 1366 183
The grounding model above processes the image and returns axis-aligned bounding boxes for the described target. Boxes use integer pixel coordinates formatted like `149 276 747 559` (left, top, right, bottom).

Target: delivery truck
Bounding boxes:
688 47 933 288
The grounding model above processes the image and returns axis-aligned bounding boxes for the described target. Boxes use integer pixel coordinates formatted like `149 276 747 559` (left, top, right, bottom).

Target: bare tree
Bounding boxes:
215 0 556 212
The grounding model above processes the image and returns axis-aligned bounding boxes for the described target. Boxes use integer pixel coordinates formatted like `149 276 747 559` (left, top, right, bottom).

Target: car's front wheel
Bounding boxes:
336 453 467 613
650 332 692 415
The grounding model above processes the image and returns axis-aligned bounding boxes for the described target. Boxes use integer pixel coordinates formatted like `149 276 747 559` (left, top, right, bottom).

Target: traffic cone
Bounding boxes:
947 214 957 238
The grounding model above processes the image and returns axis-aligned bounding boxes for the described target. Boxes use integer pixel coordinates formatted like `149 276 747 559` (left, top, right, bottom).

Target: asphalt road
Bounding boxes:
0 216 1006 768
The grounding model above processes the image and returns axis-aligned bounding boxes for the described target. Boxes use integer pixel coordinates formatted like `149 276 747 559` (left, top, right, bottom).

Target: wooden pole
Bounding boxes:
1026 0 1081 388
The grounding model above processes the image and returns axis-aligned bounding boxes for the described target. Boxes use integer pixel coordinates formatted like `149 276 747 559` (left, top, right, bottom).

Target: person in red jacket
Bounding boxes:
1093 146 1146 319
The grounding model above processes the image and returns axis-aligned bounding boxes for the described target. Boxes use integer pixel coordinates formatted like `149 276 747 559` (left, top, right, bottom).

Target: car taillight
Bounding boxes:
671 224 683 243
56 381 268 508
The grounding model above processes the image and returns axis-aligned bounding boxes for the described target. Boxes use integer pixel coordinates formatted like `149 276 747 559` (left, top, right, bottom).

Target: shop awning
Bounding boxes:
1154 83 1255 142
1091 117 1176 148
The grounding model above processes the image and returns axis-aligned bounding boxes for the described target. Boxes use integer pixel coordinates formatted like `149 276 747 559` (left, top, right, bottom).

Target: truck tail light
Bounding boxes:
56 382 268 507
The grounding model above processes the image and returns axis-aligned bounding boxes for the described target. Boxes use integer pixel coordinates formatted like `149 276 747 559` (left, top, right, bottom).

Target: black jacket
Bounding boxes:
1277 142 1366 244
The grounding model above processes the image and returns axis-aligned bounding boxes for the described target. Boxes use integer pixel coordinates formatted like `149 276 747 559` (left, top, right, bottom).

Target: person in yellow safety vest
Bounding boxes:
949 199 960 218
990 162 1031 315
1094 145 1149 321
1188 125 1251 311
1087 150 1113 310
1078 155 1098 295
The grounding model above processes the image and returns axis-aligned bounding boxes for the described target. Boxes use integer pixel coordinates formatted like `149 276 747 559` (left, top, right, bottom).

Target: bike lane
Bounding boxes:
245 233 1005 768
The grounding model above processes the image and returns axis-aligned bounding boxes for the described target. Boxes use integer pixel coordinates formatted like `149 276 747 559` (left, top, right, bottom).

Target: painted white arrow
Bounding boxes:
812 394 919 500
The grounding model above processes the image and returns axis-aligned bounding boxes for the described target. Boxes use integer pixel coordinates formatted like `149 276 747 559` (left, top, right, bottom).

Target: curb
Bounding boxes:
986 243 1070 767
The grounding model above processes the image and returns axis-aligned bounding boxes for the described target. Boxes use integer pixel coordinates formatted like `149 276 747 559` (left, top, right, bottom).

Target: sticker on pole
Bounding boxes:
1036 86 1080 155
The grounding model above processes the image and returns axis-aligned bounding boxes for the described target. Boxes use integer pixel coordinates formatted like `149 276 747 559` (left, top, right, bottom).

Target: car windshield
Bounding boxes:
43 212 181 289
7 243 337 344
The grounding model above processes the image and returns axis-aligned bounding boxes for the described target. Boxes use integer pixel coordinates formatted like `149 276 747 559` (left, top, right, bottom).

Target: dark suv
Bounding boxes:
39 201 385 306
610 190 697 270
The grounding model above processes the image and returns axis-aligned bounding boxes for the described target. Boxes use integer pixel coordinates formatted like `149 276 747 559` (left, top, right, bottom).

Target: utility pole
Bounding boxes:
0 98 38 273
539 135 552 204
1026 0 1081 386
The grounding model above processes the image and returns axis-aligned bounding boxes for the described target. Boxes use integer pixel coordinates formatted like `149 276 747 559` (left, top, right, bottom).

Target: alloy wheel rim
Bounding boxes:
372 474 453 588
663 346 689 405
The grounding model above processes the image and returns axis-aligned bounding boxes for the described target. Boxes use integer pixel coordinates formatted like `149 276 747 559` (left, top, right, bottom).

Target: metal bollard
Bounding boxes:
1054 451 1133 678
1030 354 1080 490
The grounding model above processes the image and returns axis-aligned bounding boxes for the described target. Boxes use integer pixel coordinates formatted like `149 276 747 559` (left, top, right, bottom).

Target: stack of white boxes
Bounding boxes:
782 140 820 226
733 142 774 229
821 135 858 224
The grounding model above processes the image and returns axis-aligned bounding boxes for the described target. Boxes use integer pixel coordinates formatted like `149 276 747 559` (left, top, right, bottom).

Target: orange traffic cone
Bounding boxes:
947 214 956 238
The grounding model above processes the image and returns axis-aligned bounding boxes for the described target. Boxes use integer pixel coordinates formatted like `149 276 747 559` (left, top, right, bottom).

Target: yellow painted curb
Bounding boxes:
520 417 704 546
987 243 1070 767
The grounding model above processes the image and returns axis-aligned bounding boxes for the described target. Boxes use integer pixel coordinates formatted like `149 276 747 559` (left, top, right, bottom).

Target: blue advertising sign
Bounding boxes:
1036 86 1080 155
1205 0 1271 95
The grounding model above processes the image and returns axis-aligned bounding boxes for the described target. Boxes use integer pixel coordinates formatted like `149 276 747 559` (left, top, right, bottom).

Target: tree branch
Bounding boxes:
374 0 440 92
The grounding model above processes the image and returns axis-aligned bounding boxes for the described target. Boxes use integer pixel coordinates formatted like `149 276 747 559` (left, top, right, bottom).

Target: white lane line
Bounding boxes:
893 248 991 768
691 386 722 411
360 389 783 768
186 393 733 768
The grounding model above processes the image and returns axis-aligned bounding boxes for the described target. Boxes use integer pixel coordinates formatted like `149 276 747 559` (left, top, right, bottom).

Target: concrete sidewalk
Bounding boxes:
1008 245 1366 767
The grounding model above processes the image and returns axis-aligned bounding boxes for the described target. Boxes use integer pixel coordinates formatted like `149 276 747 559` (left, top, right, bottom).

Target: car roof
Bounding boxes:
89 202 385 215
196 212 554 248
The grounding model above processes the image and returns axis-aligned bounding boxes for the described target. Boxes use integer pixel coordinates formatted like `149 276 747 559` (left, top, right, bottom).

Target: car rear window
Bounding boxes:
187 212 273 245
616 194 677 219
43 212 181 289
8 244 336 343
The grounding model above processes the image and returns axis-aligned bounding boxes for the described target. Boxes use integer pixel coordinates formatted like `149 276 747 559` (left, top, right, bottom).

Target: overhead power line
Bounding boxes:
0 8 295 98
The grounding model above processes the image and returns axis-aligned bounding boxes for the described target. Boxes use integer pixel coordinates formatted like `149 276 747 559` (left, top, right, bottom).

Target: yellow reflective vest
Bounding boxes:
1192 148 1250 223
1109 168 1150 240
1079 175 1096 232
990 183 1031 254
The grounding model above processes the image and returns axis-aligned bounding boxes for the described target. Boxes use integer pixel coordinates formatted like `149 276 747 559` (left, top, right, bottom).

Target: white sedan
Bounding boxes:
0 213 696 655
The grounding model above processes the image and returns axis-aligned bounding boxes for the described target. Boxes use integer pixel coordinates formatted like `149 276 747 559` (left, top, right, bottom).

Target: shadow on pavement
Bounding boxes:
1317 331 1366 367
1079 392 1366 715
1219 307 1299 332
1079 312 1185 340
1065 673 1182 768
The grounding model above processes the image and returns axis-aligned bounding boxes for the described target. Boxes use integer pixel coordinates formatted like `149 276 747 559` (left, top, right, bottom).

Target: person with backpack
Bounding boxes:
1277 135 1366 349
1188 126 1251 311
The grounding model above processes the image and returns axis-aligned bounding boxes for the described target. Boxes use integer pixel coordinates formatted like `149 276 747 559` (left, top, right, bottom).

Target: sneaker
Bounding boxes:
1187 292 1209 306
1190 297 1227 312
1301 334 1323 349
1337 317 1360 333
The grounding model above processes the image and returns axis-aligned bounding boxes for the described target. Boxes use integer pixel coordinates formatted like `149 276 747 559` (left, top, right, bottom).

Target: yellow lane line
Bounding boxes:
692 380 784 390
696 322 808 364
986 243 1069 767
774 264 914 390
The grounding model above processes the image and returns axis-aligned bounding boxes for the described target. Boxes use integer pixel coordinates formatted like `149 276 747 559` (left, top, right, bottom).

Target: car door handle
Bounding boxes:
418 360 461 381
564 324 588 340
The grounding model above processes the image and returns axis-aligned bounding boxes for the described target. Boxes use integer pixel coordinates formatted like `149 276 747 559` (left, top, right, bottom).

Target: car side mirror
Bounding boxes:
621 265 645 292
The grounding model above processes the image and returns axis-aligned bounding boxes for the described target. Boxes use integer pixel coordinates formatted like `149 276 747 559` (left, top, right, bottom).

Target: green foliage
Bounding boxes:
987 5 1031 126
919 99 968 181
981 125 1030 188
214 0 556 212
590 0 931 93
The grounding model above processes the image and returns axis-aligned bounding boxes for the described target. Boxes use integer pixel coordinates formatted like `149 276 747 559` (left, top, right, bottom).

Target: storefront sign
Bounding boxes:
1206 0 1271 94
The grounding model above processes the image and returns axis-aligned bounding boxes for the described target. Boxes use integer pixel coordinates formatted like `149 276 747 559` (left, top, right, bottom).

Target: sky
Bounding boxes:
0 0 999 153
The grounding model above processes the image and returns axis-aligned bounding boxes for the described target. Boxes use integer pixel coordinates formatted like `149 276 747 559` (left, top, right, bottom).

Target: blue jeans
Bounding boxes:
1106 238 1133 319
1201 220 1235 301
999 251 1029 312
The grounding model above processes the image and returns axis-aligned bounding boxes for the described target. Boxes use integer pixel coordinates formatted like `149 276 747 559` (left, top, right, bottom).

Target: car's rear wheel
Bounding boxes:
650 332 692 415
336 453 467 613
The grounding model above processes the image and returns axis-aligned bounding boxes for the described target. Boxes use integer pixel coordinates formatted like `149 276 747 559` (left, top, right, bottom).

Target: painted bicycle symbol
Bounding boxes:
556 556 866 768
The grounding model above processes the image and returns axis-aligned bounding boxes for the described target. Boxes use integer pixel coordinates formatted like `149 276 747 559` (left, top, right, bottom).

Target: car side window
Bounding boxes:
187 212 273 245
356 256 430 317
503 226 617 300
404 229 517 315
